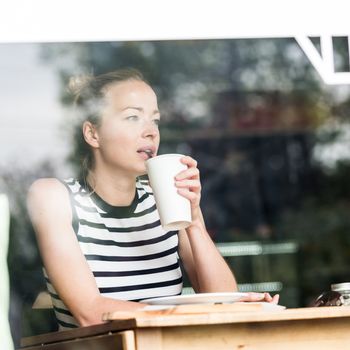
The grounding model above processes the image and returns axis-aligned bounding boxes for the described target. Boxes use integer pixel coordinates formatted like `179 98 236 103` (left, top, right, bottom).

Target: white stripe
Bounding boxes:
137 180 152 192
73 192 156 217
51 298 70 311
46 282 57 295
76 224 170 243
87 255 179 272
134 196 155 213
79 236 178 256
95 268 182 288
68 180 156 214
73 194 107 214
75 203 159 228
55 312 79 327
102 284 182 301
65 180 81 193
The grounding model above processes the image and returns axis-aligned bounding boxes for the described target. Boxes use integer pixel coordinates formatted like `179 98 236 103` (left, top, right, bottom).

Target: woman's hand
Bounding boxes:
175 156 202 222
240 292 280 304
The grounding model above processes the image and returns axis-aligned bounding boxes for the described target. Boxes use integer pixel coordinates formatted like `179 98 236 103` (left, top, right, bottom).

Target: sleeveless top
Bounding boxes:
44 178 183 330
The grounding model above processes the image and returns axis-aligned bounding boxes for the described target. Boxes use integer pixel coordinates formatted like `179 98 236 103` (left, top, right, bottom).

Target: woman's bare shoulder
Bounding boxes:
27 178 71 212
28 178 67 196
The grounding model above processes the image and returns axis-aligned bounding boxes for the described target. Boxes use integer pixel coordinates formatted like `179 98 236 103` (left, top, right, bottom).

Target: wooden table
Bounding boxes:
20 305 350 350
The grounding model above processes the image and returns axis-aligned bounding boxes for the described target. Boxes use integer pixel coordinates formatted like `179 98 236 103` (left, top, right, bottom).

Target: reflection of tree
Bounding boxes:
38 37 350 292
30 39 350 307
276 160 350 305
195 89 328 239
40 38 323 122
39 38 328 158
4 38 350 341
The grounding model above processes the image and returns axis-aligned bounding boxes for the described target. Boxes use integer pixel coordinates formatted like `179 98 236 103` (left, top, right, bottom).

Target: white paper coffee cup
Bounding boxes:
146 154 192 231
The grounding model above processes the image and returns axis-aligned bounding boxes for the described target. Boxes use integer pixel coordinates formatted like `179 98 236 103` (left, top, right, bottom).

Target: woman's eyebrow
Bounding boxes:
122 106 160 115
122 106 143 112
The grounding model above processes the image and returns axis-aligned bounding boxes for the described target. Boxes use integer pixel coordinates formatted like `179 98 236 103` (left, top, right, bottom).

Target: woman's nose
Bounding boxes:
142 120 158 138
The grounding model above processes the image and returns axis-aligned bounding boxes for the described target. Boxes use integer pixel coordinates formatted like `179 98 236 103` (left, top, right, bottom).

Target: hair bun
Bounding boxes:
67 74 93 97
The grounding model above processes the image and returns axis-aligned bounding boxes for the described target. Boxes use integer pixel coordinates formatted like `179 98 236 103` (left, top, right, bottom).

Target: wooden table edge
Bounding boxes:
131 306 350 327
20 306 350 348
20 319 136 348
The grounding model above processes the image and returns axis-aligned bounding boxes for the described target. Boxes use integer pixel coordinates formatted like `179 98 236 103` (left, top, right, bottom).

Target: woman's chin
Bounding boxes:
134 166 147 177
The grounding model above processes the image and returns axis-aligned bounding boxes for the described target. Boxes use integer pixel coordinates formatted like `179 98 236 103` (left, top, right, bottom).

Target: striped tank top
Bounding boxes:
45 177 183 330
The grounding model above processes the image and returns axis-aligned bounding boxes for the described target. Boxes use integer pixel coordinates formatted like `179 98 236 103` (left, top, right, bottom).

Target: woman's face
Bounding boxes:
93 79 160 176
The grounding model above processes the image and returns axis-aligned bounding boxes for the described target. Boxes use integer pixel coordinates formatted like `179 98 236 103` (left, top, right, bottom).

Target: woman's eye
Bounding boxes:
126 115 139 121
153 119 161 126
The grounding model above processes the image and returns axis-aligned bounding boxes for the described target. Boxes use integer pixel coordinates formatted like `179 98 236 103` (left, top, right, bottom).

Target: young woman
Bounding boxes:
27 68 278 330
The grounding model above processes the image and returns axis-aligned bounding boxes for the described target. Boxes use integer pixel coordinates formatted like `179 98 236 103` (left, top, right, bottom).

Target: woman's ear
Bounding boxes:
83 121 100 148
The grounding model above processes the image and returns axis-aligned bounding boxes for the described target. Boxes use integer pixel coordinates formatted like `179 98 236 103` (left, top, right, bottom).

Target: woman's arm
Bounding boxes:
175 156 236 292
178 209 237 292
176 156 279 303
27 178 145 327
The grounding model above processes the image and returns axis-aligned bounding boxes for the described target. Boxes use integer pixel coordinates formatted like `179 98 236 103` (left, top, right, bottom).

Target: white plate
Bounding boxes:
140 292 249 305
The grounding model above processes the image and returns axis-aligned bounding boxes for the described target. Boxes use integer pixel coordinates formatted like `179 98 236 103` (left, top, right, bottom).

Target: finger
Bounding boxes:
272 294 280 304
180 156 197 168
175 167 200 180
240 292 266 302
263 292 273 302
177 188 199 203
175 179 201 191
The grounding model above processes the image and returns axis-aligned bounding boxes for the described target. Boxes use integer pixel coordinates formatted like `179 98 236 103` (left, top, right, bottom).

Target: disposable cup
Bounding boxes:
146 154 192 230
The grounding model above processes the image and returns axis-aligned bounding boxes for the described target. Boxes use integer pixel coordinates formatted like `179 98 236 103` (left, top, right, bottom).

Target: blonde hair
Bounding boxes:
68 68 149 182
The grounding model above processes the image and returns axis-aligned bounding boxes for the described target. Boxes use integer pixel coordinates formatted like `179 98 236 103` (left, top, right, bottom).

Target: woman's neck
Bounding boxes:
87 167 137 207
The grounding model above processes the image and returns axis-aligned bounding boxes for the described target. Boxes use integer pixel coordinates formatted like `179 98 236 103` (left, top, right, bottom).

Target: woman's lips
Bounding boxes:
137 149 154 159
137 147 155 159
